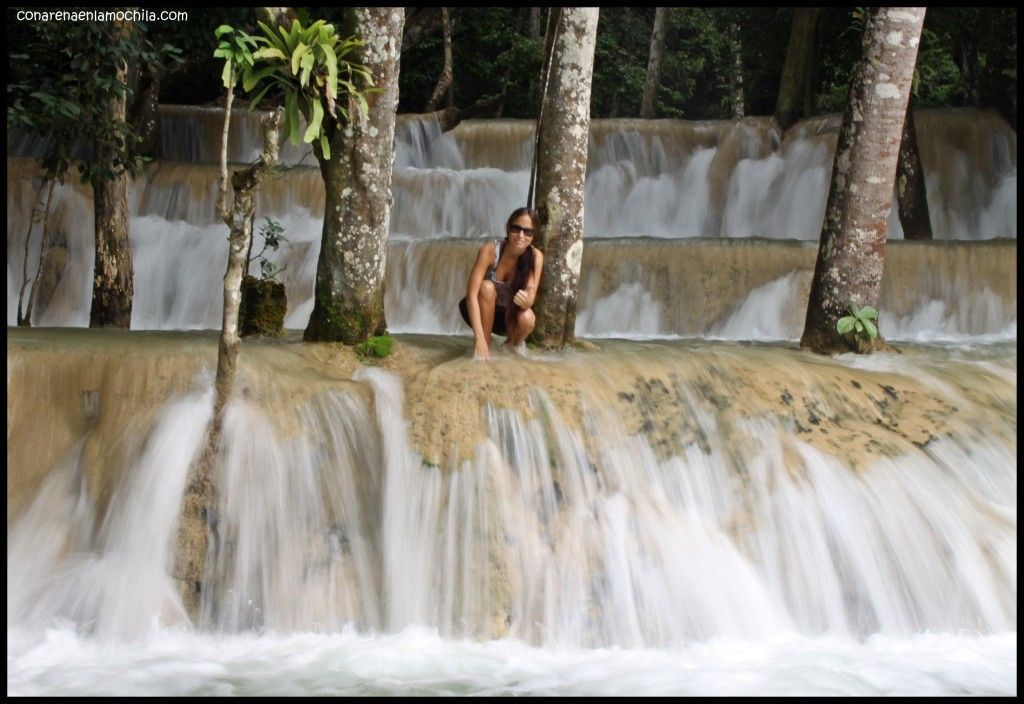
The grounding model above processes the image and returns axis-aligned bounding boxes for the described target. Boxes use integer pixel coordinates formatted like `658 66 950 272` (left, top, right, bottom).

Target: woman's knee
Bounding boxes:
518 308 536 331
478 280 497 304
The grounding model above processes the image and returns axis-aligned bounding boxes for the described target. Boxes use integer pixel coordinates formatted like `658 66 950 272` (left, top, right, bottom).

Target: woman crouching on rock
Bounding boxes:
459 207 544 360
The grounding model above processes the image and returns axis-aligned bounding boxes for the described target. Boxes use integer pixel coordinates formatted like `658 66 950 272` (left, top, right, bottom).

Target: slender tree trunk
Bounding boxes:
895 99 933 240
174 110 281 620
17 177 48 326
304 8 404 344
775 7 822 130
640 7 669 119
89 17 134 329
531 8 599 349
729 21 744 120
24 178 57 326
953 11 981 106
424 7 453 112
800 8 925 355
529 7 541 39
130 61 162 158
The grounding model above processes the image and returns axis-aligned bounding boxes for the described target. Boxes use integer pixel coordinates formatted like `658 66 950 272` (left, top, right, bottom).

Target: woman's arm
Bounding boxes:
513 249 544 309
466 242 495 351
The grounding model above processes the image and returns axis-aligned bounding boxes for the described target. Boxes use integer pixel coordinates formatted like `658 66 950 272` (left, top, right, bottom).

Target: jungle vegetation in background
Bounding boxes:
7 7 1017 124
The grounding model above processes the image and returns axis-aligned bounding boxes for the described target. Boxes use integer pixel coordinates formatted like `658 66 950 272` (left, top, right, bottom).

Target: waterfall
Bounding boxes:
5 103 1017 694
6 107 1016 332
8 332 1016 645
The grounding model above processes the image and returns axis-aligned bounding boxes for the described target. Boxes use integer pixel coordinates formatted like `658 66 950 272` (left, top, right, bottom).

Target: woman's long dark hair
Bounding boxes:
504 207 540 336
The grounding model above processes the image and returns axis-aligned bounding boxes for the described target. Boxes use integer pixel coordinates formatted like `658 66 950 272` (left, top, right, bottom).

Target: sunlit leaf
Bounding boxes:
303 98 323 143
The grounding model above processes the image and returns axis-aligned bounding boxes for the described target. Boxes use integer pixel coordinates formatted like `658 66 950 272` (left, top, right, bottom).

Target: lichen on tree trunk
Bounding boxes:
304 8 404 345
531 7 599 350
800 8 926 355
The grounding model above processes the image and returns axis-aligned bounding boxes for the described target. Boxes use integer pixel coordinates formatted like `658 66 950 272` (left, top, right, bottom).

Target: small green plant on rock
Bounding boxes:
240 218 290 337
837 302 879 345
356 334 393 360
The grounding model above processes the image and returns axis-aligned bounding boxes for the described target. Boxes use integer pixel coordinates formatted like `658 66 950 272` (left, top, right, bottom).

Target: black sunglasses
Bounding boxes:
508 224 536 236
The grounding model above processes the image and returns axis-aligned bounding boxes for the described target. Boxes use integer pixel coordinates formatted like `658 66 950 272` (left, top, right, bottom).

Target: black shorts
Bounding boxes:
459 297 508 336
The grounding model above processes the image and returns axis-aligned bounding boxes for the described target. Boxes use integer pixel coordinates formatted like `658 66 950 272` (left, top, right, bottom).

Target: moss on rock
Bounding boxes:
356 334 394 360
240 275 287 337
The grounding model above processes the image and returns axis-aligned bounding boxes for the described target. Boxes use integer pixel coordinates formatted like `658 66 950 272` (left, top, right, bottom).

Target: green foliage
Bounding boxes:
590 9 649 117
212 24 259 91
7 20 181 183
356 334 393 359
247 217 290 281
657 9 725 118
912 28 964 105
214 18 375 160
837 302 879 343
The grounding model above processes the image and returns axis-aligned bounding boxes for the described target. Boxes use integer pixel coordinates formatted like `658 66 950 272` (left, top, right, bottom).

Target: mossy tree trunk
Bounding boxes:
304 8 404 344
640 7 668 119
531 7 599 349
800 8 925 355
775 7 821 131
895 98 933 240
89 16 134 329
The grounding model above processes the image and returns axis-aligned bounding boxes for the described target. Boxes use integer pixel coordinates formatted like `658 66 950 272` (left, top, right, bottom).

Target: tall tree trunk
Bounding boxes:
800 7 925 355
424 7 453 112
23 178 57 326
17 177 48 326
174 109 281 621
953 11 981 105
130 60 162 158
775 7 822 130
640 7 669 119
729 21 745 120
529 7 542 39
531 8 599 348
89 17 134 329
895 99 933 240
304 8 404 344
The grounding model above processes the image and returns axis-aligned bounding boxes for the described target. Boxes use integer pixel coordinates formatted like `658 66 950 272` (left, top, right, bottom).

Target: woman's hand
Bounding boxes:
473 340 491 361
513 289 531 308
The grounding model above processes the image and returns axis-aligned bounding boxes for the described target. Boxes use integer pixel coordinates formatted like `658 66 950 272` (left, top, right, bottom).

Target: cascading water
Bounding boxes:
6 107 1017 336
7 103 1017 695
6 330 1016 694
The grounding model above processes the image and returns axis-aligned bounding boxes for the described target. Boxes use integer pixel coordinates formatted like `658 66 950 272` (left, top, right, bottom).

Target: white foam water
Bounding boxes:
6 626 1016 696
